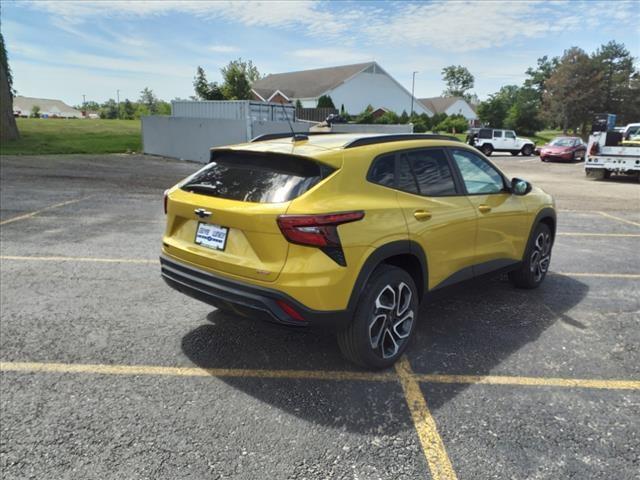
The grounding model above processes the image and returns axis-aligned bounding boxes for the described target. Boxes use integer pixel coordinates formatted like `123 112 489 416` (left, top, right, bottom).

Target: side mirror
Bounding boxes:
511 177 532 196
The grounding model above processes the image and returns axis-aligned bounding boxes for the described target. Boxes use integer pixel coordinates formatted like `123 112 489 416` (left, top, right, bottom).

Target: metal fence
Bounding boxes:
296 108 338 123
171 100 295 122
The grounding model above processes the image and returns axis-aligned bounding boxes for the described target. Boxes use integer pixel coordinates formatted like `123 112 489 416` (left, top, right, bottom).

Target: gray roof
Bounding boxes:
13 96 82 117
252 62 376 100
419 96 467 114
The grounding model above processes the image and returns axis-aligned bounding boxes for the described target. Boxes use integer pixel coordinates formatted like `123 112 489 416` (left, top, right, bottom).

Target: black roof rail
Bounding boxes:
343 133 461 149
250 131 337 142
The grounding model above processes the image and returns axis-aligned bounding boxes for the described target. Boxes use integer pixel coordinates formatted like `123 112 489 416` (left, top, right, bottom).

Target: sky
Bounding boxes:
3 0 640 107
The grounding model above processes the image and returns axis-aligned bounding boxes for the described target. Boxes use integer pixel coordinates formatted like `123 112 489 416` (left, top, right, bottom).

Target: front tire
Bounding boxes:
337 265 418 369
509 223 552 289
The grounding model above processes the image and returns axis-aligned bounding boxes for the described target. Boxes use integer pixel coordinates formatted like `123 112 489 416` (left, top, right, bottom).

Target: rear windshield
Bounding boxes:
181 151 335 203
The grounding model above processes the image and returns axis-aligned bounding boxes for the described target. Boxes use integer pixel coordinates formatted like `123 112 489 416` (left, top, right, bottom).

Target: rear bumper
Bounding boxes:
160 254 351 330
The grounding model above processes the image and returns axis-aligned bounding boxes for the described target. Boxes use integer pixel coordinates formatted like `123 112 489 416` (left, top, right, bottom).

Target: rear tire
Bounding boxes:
480 144 493 156
521 145 533 156
337 265 418 369
509 223 552 289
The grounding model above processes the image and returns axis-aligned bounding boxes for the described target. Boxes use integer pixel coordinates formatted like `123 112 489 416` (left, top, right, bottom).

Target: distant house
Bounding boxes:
419 96 478 124
13 96 83 118
251 62 433 116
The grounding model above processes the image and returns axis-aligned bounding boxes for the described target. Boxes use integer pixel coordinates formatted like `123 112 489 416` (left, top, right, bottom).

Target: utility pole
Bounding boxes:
116 89 120 119
410 71 418 117
82 94 86 117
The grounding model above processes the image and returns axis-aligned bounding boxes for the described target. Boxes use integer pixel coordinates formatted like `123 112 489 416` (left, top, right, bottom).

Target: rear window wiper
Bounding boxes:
182 183 218 193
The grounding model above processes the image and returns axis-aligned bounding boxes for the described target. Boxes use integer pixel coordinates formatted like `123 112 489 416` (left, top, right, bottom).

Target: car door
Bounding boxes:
448 148 530 272
574 138 586 159
392 148 478 289
493 129 504 150
504 130 517 150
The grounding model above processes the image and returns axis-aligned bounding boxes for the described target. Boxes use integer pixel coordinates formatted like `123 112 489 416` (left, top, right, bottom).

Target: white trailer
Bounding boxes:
585 123 640 180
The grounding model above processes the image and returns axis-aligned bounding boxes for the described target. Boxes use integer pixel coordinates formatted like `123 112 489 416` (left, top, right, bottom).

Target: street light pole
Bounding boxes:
410 71 418 117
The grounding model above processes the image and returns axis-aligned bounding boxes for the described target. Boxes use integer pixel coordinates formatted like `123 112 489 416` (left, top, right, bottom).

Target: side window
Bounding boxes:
478 129 492 139
368 154 395 187
398 156 419 194
505 131 516 139
493 130 503 138
451 149 505 194
404 149 457 196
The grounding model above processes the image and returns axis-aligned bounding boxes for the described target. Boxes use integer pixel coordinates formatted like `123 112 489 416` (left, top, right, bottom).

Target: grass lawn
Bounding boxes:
1 118 141 155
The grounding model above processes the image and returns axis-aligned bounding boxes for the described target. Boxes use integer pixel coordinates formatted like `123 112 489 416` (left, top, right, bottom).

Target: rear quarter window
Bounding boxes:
182 151 335 203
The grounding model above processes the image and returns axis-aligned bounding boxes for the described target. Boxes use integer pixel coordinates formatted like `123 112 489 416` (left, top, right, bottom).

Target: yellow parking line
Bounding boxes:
0 361 396 383
595 211 640 228
2 256 639 280
413 373 640 391
0 196 93 226
0 255 157 264
395 357 458 480
553 272 640 279
557 232 640 237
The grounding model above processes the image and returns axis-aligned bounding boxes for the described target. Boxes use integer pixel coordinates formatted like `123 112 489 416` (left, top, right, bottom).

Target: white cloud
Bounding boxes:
292 48 374 66
208 45 239 54
21 0 640 53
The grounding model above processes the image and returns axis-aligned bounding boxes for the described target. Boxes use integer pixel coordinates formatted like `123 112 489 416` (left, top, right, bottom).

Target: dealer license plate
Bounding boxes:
195 222 228 251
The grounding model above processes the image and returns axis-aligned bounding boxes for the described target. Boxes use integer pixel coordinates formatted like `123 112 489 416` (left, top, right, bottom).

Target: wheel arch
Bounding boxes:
523 207 556 260
347 241 428 311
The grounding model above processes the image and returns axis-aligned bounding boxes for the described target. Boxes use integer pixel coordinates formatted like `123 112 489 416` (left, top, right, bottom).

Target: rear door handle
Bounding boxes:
413 210 432 221
478 205 492 213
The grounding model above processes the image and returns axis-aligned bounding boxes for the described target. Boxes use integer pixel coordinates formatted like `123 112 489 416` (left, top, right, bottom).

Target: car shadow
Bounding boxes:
181 273 588 434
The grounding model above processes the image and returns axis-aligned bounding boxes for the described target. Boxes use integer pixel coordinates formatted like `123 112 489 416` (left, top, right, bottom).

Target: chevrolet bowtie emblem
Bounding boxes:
194 208 212 219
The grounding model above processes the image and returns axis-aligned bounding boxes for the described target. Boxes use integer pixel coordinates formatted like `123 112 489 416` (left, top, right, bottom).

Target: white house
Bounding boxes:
13 96 83 118
251 62 433 116
419 96 478 123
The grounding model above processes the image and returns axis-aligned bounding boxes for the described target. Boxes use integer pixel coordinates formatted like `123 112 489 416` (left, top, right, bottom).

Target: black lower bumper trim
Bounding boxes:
160 255 351 329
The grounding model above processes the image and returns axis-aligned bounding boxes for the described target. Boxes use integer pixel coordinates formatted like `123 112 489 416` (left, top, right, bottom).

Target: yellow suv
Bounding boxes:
161 133 556 369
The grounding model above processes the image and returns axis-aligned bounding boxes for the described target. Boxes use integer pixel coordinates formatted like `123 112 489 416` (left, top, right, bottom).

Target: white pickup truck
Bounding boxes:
585 122 640 180
472 128 536 156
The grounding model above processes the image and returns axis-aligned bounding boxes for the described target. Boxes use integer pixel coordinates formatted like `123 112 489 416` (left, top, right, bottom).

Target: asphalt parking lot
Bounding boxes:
1 152 639 480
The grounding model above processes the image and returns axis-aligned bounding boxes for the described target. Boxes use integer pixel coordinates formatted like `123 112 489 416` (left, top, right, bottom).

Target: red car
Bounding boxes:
539 137 586 162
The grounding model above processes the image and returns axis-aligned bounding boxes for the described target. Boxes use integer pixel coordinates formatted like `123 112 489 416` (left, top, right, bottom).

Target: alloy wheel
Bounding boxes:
368 282 415 359
530 231 551 282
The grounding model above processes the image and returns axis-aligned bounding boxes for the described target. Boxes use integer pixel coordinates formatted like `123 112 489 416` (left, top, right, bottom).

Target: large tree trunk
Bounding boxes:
0 59 19 142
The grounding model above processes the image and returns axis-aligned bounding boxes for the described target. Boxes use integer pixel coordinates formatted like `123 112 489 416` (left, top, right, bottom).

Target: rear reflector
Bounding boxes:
276 299 305 322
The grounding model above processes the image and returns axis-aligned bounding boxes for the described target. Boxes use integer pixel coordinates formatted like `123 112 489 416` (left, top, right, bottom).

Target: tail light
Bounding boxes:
589 142 599 156
163 189 169 214
277 211 364 266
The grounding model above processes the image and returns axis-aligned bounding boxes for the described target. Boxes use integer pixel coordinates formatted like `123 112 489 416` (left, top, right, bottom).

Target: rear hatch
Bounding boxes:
163 149 335 282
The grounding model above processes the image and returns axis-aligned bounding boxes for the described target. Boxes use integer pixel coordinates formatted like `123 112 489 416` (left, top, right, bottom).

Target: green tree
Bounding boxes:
524 55 559 103
399 110 409 123
354 105 375 124
30 105 41 118
221 58 260 100
504 87 544 136
295 99 303 109
139 87 159 115
157 101 172 115
477 85 520 127
316 95 335 109
0 32 19 140
374 111 399 124
543 47 601 133
193 66 224 100
592 41 637 122
100 99 118 119
121 99 135 119
435 114 468 134
442 65 475 100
